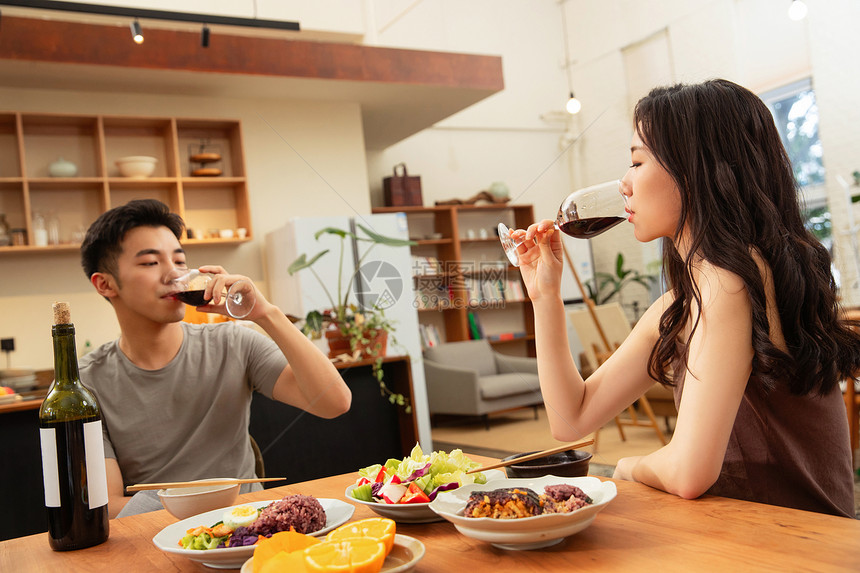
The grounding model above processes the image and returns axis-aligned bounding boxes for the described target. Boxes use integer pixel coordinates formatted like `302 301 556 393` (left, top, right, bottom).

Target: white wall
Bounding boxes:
806 0 860 303
560 0 860 307
367 0 574 229
364 0 860 320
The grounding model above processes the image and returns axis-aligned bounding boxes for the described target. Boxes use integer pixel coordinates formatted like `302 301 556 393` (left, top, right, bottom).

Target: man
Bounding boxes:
79 199 351 518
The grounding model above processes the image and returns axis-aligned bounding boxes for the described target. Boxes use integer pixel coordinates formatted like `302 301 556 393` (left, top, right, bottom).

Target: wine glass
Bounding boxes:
168 269 256 319
499 180 629 267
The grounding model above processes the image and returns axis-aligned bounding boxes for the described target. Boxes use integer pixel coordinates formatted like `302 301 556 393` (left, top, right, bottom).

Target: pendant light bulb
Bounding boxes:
130 19 144 44
788 0 807 21
566 92 582 115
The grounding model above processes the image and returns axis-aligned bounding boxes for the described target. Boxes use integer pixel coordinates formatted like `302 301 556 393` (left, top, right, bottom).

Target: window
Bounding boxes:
762 79 830 250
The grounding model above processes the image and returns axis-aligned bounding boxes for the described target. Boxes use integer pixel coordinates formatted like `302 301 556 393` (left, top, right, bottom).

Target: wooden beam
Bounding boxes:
0 16 504 90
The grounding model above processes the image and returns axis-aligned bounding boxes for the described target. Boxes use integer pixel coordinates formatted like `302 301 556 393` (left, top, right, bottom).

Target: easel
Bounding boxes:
561 244 667 450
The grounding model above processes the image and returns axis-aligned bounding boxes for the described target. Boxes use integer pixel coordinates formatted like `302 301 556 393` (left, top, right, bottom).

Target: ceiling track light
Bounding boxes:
788 0 808 21
0 1 299 32
201 24 210 48
130 18 143 44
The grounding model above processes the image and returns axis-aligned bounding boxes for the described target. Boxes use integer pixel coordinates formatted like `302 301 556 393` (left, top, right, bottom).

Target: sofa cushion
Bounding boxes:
424 340 497 376
478 373 541 400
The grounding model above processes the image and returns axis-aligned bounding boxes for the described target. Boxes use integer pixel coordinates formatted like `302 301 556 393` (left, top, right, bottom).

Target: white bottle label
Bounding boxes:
39 427 60 507
39 420 109 509
84 420 109 509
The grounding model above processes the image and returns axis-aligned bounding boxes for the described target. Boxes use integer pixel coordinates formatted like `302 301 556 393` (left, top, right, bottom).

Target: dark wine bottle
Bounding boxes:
38 302 109 551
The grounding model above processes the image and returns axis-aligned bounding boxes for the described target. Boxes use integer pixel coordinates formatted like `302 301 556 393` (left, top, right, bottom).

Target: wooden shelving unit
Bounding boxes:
0 111 251 254
373 203 535 356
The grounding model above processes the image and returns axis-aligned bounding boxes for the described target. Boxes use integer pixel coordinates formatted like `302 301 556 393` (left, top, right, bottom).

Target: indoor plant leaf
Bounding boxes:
288 250 330 275
355 223 417 247
314 227 356 241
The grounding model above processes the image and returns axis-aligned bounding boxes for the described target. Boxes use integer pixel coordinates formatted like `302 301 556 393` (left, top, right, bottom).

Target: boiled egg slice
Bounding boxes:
222 505 259 530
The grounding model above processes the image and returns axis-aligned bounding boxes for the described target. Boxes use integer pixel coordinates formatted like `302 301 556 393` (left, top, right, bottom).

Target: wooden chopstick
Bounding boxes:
126 477 286 493
465 439 595 474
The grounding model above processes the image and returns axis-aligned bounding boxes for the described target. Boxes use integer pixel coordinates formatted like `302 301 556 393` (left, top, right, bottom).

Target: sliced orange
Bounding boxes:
259 550 308 573
325 517 396 555
253 530 321 573
303 537 386 573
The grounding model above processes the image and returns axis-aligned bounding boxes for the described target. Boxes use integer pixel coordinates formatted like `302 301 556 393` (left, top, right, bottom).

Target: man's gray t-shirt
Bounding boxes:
79 322 286 489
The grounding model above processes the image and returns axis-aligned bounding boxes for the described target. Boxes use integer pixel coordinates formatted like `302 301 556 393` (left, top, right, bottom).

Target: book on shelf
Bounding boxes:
503 279 525 301
486 331 527 342
418 324 442 349
414 283 452 310
466 311 485 340
411 255 442 276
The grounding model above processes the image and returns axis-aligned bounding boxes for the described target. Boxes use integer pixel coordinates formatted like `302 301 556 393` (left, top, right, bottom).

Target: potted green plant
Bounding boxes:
288 224 416 411
585 252 659 307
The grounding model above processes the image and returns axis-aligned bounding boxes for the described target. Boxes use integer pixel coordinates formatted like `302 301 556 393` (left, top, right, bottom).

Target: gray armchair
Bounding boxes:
423 340 543 429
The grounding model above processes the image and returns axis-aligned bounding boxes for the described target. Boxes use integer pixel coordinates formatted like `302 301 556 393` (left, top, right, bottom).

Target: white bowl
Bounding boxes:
429 475 617 550
116 155 158 178
344 484 442 524
157 480 240 520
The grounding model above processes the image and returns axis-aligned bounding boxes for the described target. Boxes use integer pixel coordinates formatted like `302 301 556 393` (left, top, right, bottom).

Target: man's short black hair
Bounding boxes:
81 199 185 279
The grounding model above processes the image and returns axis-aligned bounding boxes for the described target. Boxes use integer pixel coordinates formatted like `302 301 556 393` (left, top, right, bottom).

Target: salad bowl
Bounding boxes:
344 469 505 523
428 475 617 550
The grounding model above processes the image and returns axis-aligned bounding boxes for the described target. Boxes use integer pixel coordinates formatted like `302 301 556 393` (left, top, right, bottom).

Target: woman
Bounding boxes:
514 79 858 517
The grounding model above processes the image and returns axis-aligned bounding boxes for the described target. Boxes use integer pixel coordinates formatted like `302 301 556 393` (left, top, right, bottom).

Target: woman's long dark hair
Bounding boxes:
634 78 860 395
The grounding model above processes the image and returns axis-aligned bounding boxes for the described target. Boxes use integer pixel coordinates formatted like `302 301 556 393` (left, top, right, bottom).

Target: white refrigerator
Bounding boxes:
265 213 431 452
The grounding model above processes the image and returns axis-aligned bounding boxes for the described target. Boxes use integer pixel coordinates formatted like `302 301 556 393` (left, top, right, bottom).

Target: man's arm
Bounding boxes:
256 304 352 418
196 267 352 418
106 458 129 519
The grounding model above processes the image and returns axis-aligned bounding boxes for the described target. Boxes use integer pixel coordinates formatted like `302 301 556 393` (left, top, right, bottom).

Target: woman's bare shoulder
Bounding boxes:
694 259 746 299
633 290 674 335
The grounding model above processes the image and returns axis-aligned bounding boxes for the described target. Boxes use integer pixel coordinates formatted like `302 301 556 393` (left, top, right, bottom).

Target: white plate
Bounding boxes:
240 533 425 573
152 498 355 569
343 469 506 524
0 394 22 404
428 475 616 550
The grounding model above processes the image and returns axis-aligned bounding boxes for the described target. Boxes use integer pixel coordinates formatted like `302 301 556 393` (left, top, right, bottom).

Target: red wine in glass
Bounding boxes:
499 180 628 267
168 270 256 318
558 216 624 238
173 290 210 306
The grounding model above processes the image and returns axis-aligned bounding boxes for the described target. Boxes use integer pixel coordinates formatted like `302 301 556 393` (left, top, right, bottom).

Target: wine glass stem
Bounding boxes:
510 223 560 250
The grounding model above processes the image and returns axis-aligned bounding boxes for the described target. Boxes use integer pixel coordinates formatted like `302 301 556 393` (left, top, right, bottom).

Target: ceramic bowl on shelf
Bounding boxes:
501 449 592 479
116 156 158 178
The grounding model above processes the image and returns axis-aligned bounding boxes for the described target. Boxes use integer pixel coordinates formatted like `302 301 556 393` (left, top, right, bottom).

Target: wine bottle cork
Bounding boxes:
53 302 71 325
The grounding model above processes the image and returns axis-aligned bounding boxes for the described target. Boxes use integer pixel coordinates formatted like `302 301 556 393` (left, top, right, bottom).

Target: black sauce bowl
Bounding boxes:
501 449 592 479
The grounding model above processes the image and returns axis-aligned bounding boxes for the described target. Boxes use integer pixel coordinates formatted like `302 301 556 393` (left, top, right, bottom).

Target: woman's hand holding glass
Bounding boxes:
509 220 565 304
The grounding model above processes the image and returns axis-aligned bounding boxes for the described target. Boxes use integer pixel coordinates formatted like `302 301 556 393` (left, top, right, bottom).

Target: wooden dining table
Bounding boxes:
2 454 859 572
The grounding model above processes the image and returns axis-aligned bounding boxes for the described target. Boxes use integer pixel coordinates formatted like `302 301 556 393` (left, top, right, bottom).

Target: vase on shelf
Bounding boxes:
0 214 10 246
48 157 78 178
